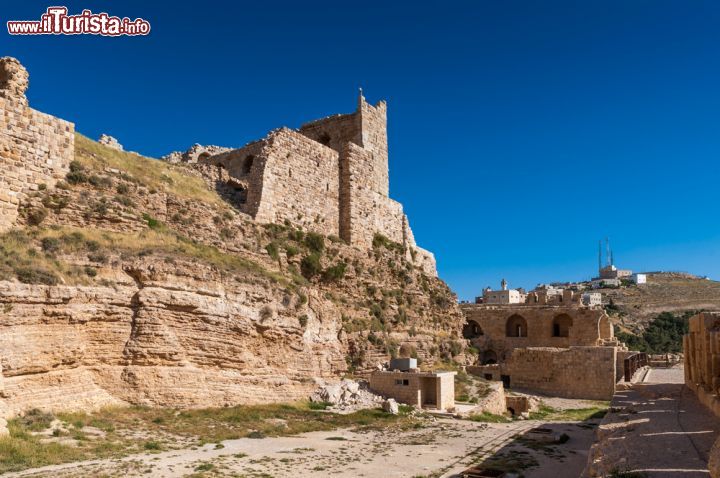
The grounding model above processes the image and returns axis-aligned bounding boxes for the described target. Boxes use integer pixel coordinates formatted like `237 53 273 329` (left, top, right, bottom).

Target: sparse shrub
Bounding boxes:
448 340 463 357
288 229 304 242
42 194 70 211
260 305 273 320
91 200 109 217
41 237 62 254
66 161 88 184
142 213 162 230
84 266 97 278
116 183 130 194
372 233 403 253
26 207 48 226
309 401 330 410
298 315 309 328
247 430 266 439
15 266 59 285
144 441 161 450
265 242 280 261
300 253 322 279
88 175 112 189
304 232 324 253
37 183 47 191
17 408 55 431
88 252 109 264
114 194 135 208
285 245 299 258
322 262 346 282
220 227 235 240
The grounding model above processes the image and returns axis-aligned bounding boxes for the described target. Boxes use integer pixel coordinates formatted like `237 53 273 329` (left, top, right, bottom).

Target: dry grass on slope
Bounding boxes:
74 133 225 207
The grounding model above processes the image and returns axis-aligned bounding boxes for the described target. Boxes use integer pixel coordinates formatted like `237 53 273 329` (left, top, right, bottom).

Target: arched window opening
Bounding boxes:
242 155 255 174
552 314 573 338
506 314 528 337
482 350 498 365
463 320 484 339
319 133 331 146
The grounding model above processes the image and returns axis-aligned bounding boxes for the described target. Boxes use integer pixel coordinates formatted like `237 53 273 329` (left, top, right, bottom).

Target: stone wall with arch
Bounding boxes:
460 304 616 366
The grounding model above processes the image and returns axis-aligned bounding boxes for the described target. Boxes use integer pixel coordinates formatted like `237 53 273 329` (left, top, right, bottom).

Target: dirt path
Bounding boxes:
585 365 720 477
6 413 600 478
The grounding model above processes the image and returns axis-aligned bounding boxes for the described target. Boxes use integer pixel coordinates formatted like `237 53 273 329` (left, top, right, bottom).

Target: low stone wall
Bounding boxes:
470 347 617 400
508 347 616 400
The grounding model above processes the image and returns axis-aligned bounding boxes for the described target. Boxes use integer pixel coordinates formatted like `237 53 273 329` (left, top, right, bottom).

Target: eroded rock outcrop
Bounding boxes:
0 258 350 418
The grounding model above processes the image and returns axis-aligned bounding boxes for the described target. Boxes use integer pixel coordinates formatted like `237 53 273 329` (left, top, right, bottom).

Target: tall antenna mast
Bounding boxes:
598 240 602 272
605 237 611 267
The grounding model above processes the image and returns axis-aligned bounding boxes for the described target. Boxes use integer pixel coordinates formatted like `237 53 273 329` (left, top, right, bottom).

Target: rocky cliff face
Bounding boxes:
0 134 465 422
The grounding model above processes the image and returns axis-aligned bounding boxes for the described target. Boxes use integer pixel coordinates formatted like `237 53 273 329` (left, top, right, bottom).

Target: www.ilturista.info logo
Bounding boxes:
7 7 150 36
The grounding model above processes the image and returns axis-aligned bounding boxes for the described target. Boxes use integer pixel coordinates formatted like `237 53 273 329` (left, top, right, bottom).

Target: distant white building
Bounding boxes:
581 292 602 306
631 273 647 285
591 278 621 289
599 264 632 280
478 279 527 304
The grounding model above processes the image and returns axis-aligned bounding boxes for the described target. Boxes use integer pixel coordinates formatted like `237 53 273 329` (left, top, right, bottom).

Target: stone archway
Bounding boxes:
482 350 498 365
463 320 484 339
506 314 527 337
552 313 573 338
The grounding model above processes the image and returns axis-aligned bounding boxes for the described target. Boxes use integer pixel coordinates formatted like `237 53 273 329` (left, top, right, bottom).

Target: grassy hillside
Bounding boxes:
599 272 720 333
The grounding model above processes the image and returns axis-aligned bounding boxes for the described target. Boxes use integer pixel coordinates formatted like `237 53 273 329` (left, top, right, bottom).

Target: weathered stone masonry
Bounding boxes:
0 57 74 232
202 92 437 275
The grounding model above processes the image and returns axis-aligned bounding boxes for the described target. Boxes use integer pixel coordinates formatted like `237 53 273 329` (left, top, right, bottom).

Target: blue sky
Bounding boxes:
3 1 720 300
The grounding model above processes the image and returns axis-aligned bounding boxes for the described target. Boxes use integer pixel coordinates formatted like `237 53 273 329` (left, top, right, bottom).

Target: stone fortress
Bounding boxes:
0 56 435 275
166 90 437 275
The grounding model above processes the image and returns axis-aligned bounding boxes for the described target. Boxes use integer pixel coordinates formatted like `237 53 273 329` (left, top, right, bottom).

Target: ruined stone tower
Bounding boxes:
202 92 437 275
0 57 74 232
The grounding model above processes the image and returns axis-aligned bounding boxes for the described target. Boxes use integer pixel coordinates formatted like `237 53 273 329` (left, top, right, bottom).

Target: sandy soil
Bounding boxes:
6 401 605 478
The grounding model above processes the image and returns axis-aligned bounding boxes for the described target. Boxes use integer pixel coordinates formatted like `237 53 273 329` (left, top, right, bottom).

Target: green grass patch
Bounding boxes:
528 404 608 421
468 412 511 423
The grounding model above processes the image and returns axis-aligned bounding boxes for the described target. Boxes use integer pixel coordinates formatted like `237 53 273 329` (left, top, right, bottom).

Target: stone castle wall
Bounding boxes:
507 346 617 400
685 312 720 415
203 92 437 275
470 346 617 400
461 304 613 363
684 312 720 478
0 57 74 232
260 129 340 235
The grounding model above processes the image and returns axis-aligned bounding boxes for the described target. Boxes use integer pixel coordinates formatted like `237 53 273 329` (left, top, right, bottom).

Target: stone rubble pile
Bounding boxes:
310 379 386 414
98 134 123 151
161 144 232 164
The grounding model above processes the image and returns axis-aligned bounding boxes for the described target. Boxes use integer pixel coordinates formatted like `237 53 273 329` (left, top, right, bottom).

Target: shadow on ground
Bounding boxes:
448 413 605 478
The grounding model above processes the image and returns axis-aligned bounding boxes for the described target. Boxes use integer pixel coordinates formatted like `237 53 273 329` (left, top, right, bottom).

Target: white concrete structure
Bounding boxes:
480 279 527 304
591 278 621 289
582 292 602 306
631 273 647 285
